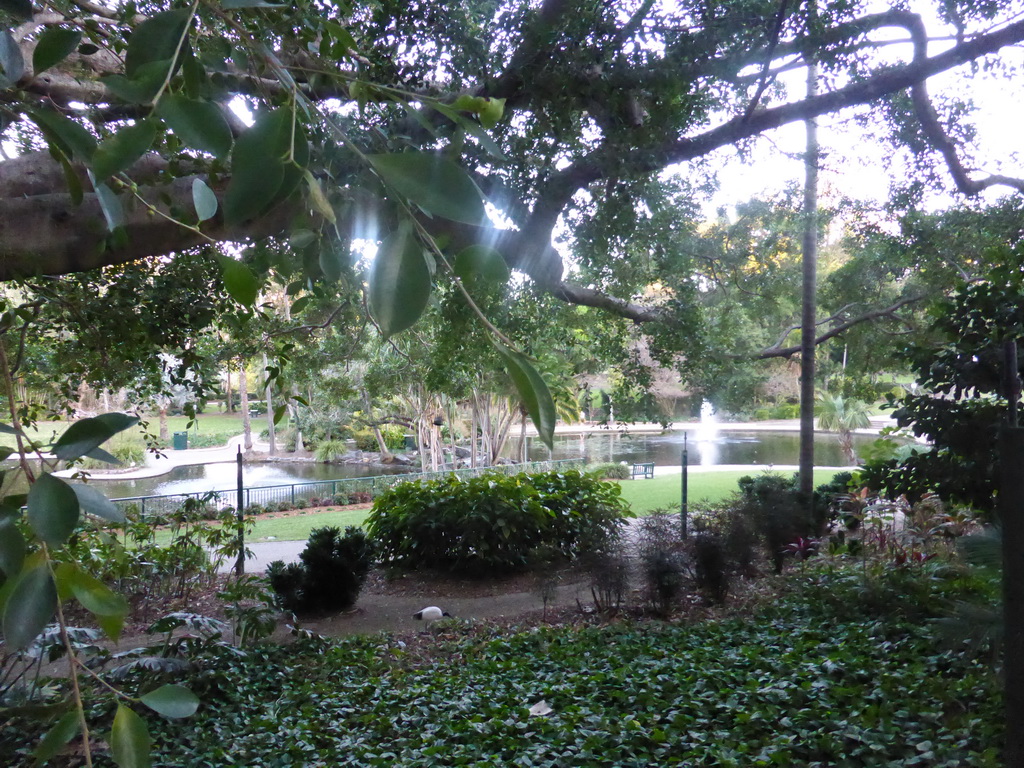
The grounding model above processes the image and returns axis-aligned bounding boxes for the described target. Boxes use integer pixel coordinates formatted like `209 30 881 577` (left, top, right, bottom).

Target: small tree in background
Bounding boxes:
816 392 871 465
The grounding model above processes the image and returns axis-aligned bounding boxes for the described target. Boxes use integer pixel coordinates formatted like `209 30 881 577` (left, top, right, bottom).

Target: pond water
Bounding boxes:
98 461 411 501
511 429 875 468
89 427 876 500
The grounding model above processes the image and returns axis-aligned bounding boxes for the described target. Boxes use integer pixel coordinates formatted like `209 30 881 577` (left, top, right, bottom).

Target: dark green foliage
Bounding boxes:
366 470 630 575
737 473 817 573
861 261 1024 514
352 425 406 452
267 526 375 615
692 533 730 602
635 512 687 615
97 572 1000 768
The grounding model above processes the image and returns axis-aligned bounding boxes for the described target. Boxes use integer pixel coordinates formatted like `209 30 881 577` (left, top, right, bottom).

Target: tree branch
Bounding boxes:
756 295 926 359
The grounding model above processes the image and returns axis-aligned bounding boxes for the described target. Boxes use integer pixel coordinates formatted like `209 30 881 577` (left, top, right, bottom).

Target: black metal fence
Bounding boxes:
113 458 587 518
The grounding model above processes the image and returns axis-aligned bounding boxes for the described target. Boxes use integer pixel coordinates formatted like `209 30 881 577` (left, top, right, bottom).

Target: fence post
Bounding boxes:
291 484 295 504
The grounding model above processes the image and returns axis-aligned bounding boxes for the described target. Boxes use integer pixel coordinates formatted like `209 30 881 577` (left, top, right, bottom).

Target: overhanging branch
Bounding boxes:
756 295 926 359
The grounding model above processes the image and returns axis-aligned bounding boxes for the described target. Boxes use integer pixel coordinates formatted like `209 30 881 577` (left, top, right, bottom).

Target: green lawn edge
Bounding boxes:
235 468 846 543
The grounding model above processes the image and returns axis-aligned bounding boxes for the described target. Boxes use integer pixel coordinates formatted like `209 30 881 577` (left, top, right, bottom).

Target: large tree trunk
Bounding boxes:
798 57 820 525
239 362 252 451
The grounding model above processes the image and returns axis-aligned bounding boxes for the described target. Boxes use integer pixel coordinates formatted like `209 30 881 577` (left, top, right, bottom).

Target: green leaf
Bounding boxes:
0 516 25 579
367 152 487 225
494 343 556 449
91 177 124 231
97 611 125 643
368 223 432 338
32 710 80 766
453 245 510 285
53 413 139 461
32 26 81 74
223 112 290 225
102 65 167 104
111 704 152 768
192 178 218 222
157 95 232 158
141 684 200 719
319 240 345 282
83 446 120 465
92 120 159 180
125 9 191 80
0 0 32 20
2 561 57 651
57 153 83 204
27 474 80 548
272 404 287 425
0 30 25 88
216 254 260 306
62 563 128 616
69 483 124 523
304 170 336 224
30 109 96 162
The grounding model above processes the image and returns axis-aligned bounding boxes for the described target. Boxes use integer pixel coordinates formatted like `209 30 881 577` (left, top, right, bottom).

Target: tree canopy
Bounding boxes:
1 0 1022 342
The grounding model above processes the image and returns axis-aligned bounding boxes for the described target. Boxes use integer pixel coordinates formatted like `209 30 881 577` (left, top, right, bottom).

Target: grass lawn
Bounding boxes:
20 411 262 443
214 468 847 543
615 468 845 514
248 506 370 542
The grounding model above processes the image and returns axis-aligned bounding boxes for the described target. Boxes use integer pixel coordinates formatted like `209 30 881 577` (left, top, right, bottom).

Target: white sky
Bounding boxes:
704 3 1024 215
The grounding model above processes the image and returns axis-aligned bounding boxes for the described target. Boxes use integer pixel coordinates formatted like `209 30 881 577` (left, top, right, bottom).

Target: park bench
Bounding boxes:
630 462 655 479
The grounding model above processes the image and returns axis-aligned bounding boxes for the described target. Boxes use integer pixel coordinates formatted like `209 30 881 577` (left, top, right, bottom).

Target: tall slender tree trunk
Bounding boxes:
362 388 391 459
470 403 478 468
263 353 276 455
240 361 252 451
158 403 169 443
799 57 820 525
290 392 304 452
225 367 233 412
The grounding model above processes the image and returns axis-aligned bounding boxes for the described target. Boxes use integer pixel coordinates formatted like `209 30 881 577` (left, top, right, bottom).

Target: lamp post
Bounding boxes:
681 433 688 540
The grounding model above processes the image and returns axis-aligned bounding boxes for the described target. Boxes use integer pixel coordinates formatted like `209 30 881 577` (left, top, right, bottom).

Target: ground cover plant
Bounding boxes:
1 560 999 768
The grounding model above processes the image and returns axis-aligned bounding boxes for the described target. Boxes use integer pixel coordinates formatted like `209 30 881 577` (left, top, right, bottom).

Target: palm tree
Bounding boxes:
815 393 871 465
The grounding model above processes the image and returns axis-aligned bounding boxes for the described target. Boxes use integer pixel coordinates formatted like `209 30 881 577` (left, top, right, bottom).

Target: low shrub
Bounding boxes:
352 425 407 452
366 470 631 575
635 512 687 615
314 439 347 463
587 462 630 479
267 526 375 615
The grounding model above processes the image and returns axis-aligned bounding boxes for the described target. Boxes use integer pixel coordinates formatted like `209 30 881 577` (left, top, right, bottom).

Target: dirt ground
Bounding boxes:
280 565 596 639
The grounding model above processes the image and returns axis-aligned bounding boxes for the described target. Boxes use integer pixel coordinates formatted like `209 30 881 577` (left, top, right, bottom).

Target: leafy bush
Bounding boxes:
635 512 687 615
314 439 347 463
587 462 630 479
267 526 375 615
352 425 407 452
366 470 631 575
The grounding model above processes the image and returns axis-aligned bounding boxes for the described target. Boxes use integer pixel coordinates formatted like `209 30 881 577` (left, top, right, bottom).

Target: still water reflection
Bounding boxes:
88 428 873 500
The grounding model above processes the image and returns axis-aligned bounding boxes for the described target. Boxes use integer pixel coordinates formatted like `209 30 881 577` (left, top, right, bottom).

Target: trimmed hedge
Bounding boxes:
365 470 631 575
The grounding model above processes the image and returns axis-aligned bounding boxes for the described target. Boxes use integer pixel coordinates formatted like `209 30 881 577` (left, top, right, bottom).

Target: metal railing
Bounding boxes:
112 458 587 518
